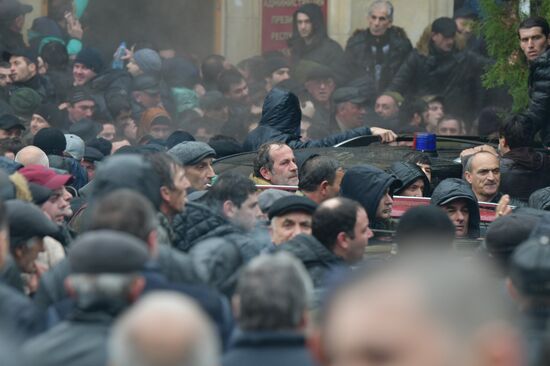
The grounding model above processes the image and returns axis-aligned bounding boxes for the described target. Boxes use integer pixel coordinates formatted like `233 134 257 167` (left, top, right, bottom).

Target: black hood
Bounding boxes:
340 165 402 221
259 87 302 136
389 162 430 196
292 4 327 39
92 154 162 209
288 4 328 54
529 187 550 211
431 178 480 238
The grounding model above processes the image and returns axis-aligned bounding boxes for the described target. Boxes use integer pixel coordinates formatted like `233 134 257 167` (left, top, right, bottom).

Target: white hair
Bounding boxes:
367 0 394 21
109 292 220 366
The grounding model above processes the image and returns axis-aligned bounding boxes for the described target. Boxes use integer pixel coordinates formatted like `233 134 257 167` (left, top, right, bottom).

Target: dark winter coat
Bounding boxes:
0 282 44 340
430 178 480 239
88 69 133 119
223 331 316 366
389 161 430 196
11 74 56 103
278 234 344 291
340 165 402 230
345 26 412 92
33 245 200 310
172 202 266 296
288 3 348 84
22 306 117 366
0 27 26 52
500 147 550 202
388 42 489 122
529 187 550 211
524 47 550 146
243 88 372 151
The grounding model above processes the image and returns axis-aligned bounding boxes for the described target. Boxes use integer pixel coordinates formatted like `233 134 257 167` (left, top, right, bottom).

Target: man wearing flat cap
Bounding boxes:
2 199 58 294
330 86 368 134
23 230 148 366
388 16 489 124
0 0 33 52
268 195 317 246
168 141 216 191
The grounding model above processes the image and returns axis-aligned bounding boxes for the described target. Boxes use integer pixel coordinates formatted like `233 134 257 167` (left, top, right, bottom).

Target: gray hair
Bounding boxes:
109 292 220 366
367 0 394 21
463 150 500 173
68 273 139 307
235 252 313 331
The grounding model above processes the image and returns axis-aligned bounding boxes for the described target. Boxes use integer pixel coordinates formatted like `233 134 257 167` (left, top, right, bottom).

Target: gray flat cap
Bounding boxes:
168 141 216 166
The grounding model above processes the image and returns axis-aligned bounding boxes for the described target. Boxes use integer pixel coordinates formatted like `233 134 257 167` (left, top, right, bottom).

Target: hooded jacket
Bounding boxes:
430 178 480 239
389 161 430 196
500 147 550 202
287 4 348 84
345 26 412 92
137 107 172 141
529 187 550 211
340 165 402 228
243 88 372 151
278 234 344 291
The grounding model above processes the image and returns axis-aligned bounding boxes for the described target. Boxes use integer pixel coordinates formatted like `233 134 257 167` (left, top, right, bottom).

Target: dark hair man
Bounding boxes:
518 17 550 146
431 178 480 239
388 17 488 123
389 161 429 197
298 155 344 204
499 114 550 202
224 252 316 366
23 231 148 366
345 0 412 92
252 142 299 186
147 153 190 246
217 69 253 140
7 48 53 101
287 3 347 84
279 197 372 297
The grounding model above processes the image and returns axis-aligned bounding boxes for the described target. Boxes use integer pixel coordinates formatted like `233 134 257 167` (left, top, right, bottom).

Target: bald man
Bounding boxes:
14 146 49 167
109 292 219 366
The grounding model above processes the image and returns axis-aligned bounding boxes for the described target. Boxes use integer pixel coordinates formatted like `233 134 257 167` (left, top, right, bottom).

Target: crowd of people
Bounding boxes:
1 0 550 365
